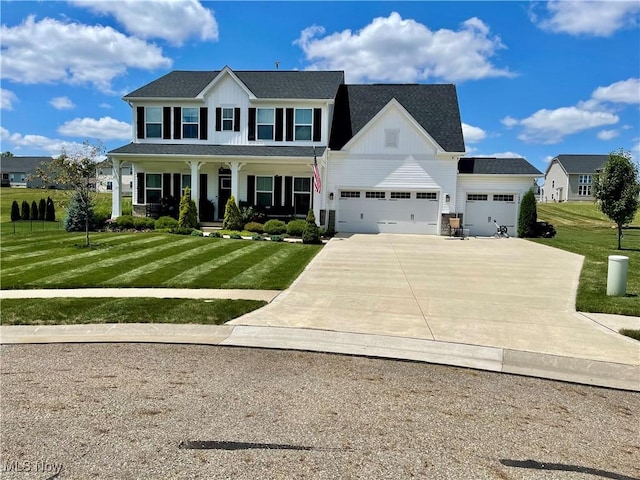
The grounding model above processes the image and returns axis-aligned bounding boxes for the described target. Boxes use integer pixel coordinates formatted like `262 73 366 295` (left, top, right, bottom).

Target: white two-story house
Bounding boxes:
108 66 540 236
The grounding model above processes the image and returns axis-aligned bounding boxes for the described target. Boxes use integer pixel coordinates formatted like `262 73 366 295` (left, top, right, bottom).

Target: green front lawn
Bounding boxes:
532 203 639 316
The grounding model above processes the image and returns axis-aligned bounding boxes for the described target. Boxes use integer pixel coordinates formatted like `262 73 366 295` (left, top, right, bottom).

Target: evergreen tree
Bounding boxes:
63 190 95 234
177 187 198 229
45 197 56 221
302 209 321 244
30 200 39 220
10 201 20 222
222 195 243 231
517 189 537 237
21 200 30 220
38 198 46 220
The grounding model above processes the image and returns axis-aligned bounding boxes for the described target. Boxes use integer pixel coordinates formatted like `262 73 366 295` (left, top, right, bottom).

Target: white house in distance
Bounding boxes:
542 154 608 202
108 66 541 236
95 161 133 195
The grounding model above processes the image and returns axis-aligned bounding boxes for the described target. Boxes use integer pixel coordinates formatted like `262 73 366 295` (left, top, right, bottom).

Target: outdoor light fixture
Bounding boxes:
445 194 451 202
329 192 334 200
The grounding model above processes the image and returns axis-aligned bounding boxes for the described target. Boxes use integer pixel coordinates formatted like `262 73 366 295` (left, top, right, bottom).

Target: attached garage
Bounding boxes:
337 190 440 234
464 193 518 237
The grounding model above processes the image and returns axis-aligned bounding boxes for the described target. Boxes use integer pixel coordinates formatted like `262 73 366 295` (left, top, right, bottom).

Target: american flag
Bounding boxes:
313 149 322 193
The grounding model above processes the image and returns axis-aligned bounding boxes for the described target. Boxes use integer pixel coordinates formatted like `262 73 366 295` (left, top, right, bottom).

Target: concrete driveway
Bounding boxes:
231 234 640 366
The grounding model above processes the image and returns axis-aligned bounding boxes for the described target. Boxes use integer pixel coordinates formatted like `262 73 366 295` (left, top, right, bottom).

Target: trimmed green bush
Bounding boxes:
518 189 537 238
45 197 56 222
133 217 155 230
38 198 46 220
173 227 194 235
230 233 242 239
30 201 38 220
155 216 178 230
10 201 20 222
270 235 284 242
264 219 287 235
223 195 244 231
209 231 222 238
21 200 30 220
245 221 264 233
190 229 203 236
252 233 264 241
115 215 135 229
286 219 307 236
302 209 321 244
178 187 198 229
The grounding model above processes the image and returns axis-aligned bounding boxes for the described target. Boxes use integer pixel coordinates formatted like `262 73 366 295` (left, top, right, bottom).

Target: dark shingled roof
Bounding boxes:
458 157 542 175
551 154 608 174
124 70 345 100
109 143 325 158
329 84 465 153
0 155 53 172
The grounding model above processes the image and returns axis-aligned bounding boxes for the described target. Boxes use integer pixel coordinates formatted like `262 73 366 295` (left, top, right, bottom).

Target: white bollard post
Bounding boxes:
606 255 629 296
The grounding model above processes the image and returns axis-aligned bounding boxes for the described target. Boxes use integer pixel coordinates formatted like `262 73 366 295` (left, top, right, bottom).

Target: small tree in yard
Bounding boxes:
36 141 103 246
178 187 198 229
64 190 96 233
223 195 243 231
45 197 56 222
517 189 537 237
302 209 321 244
10 201 20 222
593 149 640 250
30 200 39 221
20 200 30 220
38 198 46 220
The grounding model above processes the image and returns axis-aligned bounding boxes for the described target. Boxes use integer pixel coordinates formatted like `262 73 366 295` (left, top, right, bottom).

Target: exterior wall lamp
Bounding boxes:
329 192 334 200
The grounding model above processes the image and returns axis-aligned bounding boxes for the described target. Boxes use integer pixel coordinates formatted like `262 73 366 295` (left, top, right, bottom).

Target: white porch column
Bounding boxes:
111 158 122 219
229 161 245 205
189 161 201 219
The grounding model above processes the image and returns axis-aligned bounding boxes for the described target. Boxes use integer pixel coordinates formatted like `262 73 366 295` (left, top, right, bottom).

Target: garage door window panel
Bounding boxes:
467 194 488 201
365 192 386 199
390 192 411 199
340 191 360 198
493 194 514 202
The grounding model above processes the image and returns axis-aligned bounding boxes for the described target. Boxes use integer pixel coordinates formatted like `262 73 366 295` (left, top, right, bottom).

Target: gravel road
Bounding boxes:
1 343 638 479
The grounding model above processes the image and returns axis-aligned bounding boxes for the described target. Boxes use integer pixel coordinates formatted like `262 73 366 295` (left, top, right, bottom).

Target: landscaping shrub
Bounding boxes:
199 198 216 222
240 205 256 224
21 200 30 220
115 215 135 229
302 209 321 244
286 219 307 236
160 195 179 219
230 233 242 239
518 189 537 238
173 227 194 235
209 231 222 238
244 221 264 233
63 191 96 232
178 187 198 229
10 201 20 222
252 233 264 241
45 197 56 222
38 198 46 220
29 201 38 220
264 219 287 235
155 216 178 230
223 195 244 231
270 235 284 242
190 229 203 236
133 217 155 230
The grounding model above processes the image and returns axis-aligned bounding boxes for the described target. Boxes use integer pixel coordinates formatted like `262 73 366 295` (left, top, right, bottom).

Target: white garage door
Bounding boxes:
465 193 517 236
338 190 440 234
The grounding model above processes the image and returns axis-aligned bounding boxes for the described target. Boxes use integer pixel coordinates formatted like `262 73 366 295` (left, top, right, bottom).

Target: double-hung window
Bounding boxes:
293 177 311 215
256 176 273 206
294 109 312 141
222 108 234 131
578 175 592 196
257 109 274 140
146 107 162 138
146 174 162 203
182 108 199 139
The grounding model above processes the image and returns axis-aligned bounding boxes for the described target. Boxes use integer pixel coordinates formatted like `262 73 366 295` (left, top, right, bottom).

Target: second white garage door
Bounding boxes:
338 190 440 234
464 193 517 236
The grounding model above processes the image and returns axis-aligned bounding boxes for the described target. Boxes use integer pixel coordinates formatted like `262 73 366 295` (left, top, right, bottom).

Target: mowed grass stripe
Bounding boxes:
102 239 233 286
221 245 295 288
1 235 169 279
36 236 197 287
163 241 265 287
1 232 133 253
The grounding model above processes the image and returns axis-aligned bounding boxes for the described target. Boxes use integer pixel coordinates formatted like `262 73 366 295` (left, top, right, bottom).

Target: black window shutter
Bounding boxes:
215 107 222 132
313 108 322 142
200 174 208 200
137 172 145 203
136 107 145 139
285 108 294 141
234 107 241 132
274 176 282 207
247 175 256 206
248 108 256 141
163 107 171 139
173 107 181 140
284 177 293 208
162 173 171 198
200 107 208 139
275 108 284 141
172 173 181 199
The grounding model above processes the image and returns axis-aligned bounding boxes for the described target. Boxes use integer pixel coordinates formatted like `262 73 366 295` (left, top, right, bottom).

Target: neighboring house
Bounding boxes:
542 154 608 202
0 155 53 188
108 66 540 236
96 161 133 195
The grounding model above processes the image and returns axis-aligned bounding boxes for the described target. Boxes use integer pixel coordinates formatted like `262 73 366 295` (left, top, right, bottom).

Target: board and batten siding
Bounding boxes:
206 74 250 146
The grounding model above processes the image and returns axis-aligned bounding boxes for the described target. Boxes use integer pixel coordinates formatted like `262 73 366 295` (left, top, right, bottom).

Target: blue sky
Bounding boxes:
1 0 639 174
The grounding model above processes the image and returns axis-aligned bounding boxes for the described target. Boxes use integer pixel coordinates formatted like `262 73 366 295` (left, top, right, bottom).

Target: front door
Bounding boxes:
218 175 231 220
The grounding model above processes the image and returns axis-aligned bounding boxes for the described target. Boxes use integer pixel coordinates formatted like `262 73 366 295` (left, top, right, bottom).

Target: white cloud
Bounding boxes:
58 117 131 140
597 129 620 141
501 116 519 128
1 127 86 156
72 0 218 46
50 96 75 110
99 103 112 109
533 0 640 37
295 12 514 83
0 15 172 92
489 151 525 158
462 123 487 143
1 88 18 110
592 78 640 104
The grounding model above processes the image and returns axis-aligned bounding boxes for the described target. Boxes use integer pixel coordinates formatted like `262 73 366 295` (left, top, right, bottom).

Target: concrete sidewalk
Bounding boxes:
1 234 639 391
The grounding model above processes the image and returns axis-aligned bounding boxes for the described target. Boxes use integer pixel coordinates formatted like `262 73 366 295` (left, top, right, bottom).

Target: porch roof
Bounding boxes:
108 143 325 158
